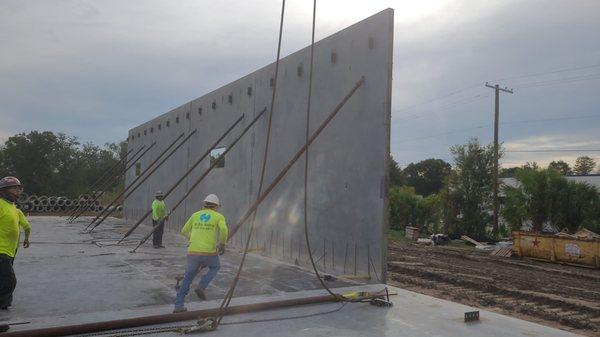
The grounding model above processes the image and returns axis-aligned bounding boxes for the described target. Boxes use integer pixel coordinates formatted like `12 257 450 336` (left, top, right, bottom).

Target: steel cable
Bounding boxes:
212 0 287 329
302 0 344 301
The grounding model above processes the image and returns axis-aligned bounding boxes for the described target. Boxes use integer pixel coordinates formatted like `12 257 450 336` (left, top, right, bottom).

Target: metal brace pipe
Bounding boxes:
69 143 156 223
128 108 267 251
87 130 197 233
66 146 138 220
117 113 247 243
229 76 365 239
84 132 186 230
1 294 338 337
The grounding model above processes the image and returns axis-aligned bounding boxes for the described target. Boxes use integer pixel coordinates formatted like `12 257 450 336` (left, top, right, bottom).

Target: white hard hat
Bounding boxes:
203 194 220 206
155 190 164 197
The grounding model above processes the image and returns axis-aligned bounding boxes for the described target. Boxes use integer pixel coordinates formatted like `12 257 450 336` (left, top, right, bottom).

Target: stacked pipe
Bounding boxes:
14 193 123 214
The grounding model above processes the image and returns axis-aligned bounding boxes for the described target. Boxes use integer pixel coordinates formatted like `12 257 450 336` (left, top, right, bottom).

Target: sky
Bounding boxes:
1 0 599 169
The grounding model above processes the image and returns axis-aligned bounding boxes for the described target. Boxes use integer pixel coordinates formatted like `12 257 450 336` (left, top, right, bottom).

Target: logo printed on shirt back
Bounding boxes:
200 213 211 222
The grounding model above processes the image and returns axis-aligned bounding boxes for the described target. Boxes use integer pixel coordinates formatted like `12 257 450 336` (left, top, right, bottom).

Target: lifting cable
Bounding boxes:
302 0 344 301
211 0 287 330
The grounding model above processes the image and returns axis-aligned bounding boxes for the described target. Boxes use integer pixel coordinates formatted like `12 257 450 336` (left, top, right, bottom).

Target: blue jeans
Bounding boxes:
174 255 220 308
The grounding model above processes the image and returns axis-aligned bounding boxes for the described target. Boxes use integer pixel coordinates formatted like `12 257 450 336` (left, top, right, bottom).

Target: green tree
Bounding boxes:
0 131 123 198
548 160 571 175
423 193 443 233
549 180 599 233
389 186 424 229
0 131 79 195
389 157 405 187
500 166 520 178
502 168 600 233
573 156 596 175
402 158 451 196
446 139 496 240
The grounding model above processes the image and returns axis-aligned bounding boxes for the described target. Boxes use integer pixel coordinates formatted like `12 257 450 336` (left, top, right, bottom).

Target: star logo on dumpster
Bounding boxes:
532 238 540 248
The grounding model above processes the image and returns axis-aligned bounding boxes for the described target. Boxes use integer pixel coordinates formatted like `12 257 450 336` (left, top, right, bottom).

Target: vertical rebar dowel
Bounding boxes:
323 238 326 270
344 242 348 274
298 234 302 262
269 230 274 256
367 244 371 278
354 242 358 275
331 240 335 270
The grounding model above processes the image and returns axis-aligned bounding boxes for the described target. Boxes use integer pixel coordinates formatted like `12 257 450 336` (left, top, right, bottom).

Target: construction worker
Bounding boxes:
0 176 30 310
151 191 167 248
173 194 228 313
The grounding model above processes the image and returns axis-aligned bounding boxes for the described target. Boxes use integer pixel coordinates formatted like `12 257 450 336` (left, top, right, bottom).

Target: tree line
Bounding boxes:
0 131 126 198
389 139 600 240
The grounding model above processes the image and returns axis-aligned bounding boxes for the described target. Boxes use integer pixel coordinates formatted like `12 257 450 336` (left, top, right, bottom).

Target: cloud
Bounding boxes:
1 0 599 166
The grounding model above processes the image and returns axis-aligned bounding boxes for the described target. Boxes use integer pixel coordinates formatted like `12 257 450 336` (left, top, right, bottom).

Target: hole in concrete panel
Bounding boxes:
135 163 141 176
176 116 180 123
331 50 337 64
186 112 190 119
130 135 134 140
198 107 202 115
269 77 274 87
137 132 140 137
297 64 303 77
144 130 147 135
212 101 217 110
150 127 153 133
369 37 374 50
247 87 252 96
210 147 226 168
158 124 161 130
166 120 170 127
228 94 233 104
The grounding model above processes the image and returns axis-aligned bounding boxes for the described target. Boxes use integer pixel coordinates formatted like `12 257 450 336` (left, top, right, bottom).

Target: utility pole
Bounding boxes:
485 82 513 236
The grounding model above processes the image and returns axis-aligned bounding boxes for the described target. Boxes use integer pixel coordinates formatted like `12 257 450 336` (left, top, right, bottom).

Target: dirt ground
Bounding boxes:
387 241 600 337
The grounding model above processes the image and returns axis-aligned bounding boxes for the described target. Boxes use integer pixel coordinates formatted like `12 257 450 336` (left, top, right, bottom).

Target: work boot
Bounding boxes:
195 288 206 300
173 307 188 313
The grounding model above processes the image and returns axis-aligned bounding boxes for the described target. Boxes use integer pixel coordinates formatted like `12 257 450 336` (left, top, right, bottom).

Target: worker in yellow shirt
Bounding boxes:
151 191 167 248
0 176 31 311
173 194 228 313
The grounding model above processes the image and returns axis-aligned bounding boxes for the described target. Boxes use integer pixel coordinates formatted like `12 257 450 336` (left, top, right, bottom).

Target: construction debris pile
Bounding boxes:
15 193 121 214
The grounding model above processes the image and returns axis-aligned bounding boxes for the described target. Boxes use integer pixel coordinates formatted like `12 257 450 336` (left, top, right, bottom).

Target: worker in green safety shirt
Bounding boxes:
0 176 31 311
151 190 168 248
173 194 228 313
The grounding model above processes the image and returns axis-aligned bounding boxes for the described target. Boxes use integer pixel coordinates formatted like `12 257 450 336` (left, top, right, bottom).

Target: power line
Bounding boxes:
398 93 491 121
503 114 600 125
395 62 600 118
514 72 600 89
505 149 600 153
396 114 600 144
490 62 600 82
396 83 482 113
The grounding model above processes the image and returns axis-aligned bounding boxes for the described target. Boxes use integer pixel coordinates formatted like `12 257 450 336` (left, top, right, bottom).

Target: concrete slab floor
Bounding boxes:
0 216 352 324
1 216 585 336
